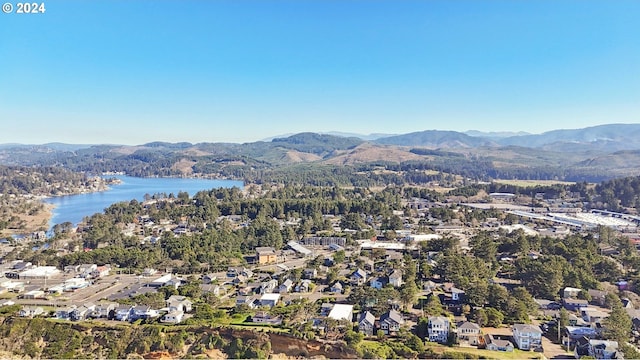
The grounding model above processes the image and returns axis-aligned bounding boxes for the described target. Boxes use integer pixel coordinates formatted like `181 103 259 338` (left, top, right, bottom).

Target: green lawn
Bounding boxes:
428 345 544 360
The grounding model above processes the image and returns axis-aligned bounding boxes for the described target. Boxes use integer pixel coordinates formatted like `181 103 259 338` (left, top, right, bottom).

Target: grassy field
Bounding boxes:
493 179 576 187
428 344 544 359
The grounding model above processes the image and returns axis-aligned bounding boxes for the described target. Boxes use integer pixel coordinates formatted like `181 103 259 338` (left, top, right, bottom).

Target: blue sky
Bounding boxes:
1 1 638 144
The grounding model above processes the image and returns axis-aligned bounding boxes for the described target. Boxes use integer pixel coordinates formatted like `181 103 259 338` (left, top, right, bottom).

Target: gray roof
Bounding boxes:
458 321 481 331
359 311 375 325
381 310 404 325
513 323 542 334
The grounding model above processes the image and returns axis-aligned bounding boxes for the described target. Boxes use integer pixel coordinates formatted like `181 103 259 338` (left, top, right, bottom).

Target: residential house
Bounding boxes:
279 279 294 293
236 295 258 309
252 311 282 325
580 339 620 359
71 304 95 321
484 335 514 352
369 276 387 290
388 270 403 287
450 287 465 302
581 307 608 324
564 298 589 312
303 268 318 279
19 306 44 318
55 306 76 320
167 295 193 313
588 289 608 307
358 311 376 336
0 299 15 307
202 273 217 284
259 293 281 308
427 316 450 343
295 279 312 293
330 281 344 294
457 321 482 346
350 268 367 286
161 310 184 324
91 265 110 278
114 305 133 321
563 287 582 299
327 304 354 322
131 305 159 320
256 247 277 264
512 324 543 351
78 264 98 278
232 274 249 285
91 303 116 319
259 279 279 294
380 310 405 336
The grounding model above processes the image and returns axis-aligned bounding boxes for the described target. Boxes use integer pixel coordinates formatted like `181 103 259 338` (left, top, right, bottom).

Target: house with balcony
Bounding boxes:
358 311 376 336
512 324 543 351
457 321 482 346
380 310 404 335
428 316 450 344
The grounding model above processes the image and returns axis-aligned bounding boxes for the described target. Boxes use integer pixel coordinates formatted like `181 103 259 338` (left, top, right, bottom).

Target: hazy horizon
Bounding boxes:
1 1 638 145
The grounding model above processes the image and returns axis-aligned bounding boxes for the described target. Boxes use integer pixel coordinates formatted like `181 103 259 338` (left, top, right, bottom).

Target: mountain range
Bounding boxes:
2 123 640 182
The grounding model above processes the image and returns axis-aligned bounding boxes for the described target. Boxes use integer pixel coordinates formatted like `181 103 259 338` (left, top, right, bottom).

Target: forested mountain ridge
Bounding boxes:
3 124 640 183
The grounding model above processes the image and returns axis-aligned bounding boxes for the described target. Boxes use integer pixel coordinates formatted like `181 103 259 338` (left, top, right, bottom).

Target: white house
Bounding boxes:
161 310 184 324
327 304 354 322
260 293 281 308
388 270 403 287
457 321 482 345
167 295 193 313
428 316 450 344
358 311 376 336
512 324 543 351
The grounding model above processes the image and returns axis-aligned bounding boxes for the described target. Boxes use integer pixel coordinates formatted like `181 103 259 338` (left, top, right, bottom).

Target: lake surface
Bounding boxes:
44 176 243 228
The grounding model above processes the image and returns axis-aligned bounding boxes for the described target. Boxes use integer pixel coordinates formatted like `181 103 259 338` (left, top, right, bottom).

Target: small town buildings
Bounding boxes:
512 324 543 351
56 306 76 320
330 281 344 294
581 307 609 324
369 276 387 290
161 310 184 324
19 306 44 318
131 305 159 320
167 295 193 313
22 290 45 299
388 270 403 287
588 289 608 307
252 311 282 325
358 311 376 336
91 303 116 319
256 247 277 264
236 295 258 309
303 268 318 279
563 287 582 299
350 268 367 286
91 265 111 278
457 321 482 346
484 335 515 352
295 279 312 293
259 293 281 308
259 279 279 294
278 279 293 293
115 305 134 321
327 304 354 322
564 298 589 312
574 339 620 359
71 304 95 321
427 316 450 343
380 310 405 336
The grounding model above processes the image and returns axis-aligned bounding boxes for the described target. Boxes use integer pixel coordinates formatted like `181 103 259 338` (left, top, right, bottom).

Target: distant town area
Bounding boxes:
1 166 640 358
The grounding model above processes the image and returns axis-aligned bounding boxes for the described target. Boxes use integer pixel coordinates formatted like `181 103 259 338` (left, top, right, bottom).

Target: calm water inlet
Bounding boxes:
43 176 243 228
